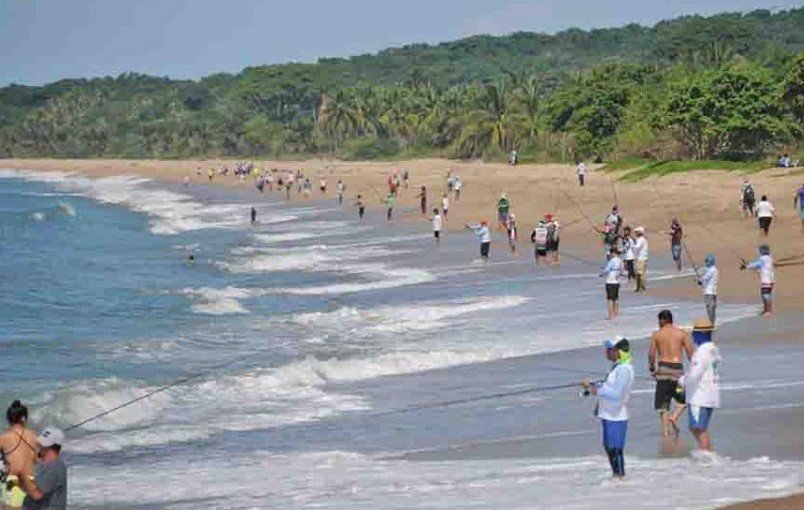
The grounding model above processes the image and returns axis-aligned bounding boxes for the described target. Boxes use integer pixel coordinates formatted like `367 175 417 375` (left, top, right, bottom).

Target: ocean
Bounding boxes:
1 168 802 509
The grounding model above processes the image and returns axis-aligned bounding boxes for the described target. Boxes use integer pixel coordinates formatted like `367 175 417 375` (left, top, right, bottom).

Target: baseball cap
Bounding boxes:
603 335 629 351
37 427 65 448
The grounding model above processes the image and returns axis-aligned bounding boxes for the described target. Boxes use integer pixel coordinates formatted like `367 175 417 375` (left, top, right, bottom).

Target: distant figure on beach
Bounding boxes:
699 254 719 324
250 207 257 224
497 194 510 230
383 193 396 221
319 177 327 196
465 220 491 261
667 218 683 271
402 170 410 189
531 220 548 265
431 208 442 244
545 213 560 265
446 171 454 194
621 226 635 283
453 175 463 201
509 150 518 166
795 183 804 231
600 246 623 319
417 186 427 215
582 336 634 480
441 193 449 224
577 161 587 187
505 212 517 254
649 310 694 438
633 227 648 292
355 194 365 220
740 179 756 217
336 179 345 205
756 195 775 236
208 168 214 181
679 318 721 452
605 206 622 236
741 244 775 316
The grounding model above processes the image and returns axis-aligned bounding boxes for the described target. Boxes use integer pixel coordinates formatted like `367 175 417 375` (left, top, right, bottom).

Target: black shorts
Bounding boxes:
434 231 440 239
655 379 686 411
480 242 490 258
759 217 772 230
605 283 620 301
535 248 547 257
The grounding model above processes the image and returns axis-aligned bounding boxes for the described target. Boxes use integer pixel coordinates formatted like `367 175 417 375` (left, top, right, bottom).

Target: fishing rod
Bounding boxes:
561 189 602 235
682 242 702 281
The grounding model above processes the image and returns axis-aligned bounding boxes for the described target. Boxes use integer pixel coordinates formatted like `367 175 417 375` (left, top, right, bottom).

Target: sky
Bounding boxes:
1 0 800 86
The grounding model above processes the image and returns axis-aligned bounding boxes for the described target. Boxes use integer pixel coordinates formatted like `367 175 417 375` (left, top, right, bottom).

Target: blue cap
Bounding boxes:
603 335 627 350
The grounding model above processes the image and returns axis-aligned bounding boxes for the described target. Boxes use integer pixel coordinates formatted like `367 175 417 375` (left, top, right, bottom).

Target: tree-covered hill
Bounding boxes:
1 7 802 161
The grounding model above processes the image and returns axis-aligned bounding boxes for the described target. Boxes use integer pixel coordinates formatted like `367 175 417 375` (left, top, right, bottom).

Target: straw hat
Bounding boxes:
692 318 715 331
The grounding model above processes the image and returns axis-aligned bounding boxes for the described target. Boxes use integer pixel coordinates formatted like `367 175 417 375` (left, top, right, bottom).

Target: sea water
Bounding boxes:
1 169 801 509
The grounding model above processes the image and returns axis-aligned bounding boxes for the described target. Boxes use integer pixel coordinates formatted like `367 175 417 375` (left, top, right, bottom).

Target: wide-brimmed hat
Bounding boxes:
692 318 715 331
634 226 645 234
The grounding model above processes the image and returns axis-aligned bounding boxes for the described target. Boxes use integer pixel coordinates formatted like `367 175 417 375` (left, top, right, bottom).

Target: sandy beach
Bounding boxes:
4 157 804 310
3 158 803 509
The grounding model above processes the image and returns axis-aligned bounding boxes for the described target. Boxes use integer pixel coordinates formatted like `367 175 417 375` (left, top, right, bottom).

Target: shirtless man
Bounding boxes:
1 401 39 510
648 310 694 438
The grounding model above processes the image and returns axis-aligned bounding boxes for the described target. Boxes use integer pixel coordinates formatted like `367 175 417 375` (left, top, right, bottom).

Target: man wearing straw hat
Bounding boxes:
678 318 722 452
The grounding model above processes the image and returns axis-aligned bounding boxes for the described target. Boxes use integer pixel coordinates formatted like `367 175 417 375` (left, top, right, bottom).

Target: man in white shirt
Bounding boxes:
755 195 775 236
633 227 648 292
699 254 719 324
431 208 443 244
599 247 623 319
465 220 491 261
678 318 721 451
741 244 775 316
582 336 634 478
577 162 587 187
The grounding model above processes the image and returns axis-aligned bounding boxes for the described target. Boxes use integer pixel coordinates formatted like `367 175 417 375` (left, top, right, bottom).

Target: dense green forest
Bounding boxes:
1 8 802 162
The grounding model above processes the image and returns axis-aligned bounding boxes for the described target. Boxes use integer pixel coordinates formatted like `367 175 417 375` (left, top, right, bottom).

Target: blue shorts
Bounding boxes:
688 406 714 431
601 419 627 450
799 207 804 221
671 244 682 261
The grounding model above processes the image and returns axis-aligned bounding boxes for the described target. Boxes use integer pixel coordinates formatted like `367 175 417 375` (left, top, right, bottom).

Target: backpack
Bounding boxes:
744 185 755 203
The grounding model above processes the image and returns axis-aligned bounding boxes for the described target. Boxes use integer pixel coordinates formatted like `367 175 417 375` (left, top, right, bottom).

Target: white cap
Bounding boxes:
37 427 65 448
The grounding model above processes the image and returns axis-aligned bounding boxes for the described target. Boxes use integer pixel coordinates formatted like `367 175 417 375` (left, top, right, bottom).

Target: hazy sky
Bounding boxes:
1 0 800 86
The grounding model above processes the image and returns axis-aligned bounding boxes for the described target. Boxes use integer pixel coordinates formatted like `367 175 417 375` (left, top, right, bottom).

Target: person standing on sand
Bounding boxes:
403 170 409 189
319 176 328 196
605 206 622 236
497 194 511 230
1 401 40 510
678 318 721 452
621 226 636 284
250 207 257 225
756 195 775 236
699 254 719 324
577 161 587 187
355 195 365 220
633 227 648 292
417 186 427 216
649 310 694 438
794 183 804 231
431 208 443 244
741 244 775 316
600 246 623 320
506 213 518 254
740 179 756 217
582 336 634 480
441 193 450 225
454 176 463 201
667 218 683 271
465 220 491 261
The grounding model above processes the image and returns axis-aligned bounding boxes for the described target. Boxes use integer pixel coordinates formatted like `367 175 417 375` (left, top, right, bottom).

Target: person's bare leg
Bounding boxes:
659 411 670 438
668 404 686 436
613 301 619 319
606 300 614 320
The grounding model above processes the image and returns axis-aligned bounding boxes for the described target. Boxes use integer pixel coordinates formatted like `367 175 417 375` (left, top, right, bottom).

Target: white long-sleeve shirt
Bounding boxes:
756 200 775 218
622 237 635 261
679 342 721 408
747 255 775 285
432 214 443 232
601 256 623 284
633 236 648 262
471 226 491 243
701 266 718 295
596 362 635 421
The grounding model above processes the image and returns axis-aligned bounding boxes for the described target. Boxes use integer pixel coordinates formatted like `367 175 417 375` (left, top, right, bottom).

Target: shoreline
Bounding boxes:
3 158 804 509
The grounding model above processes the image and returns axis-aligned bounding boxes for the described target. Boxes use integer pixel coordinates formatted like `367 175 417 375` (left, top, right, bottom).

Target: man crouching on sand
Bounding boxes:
649 310 694 438
583 336 634 479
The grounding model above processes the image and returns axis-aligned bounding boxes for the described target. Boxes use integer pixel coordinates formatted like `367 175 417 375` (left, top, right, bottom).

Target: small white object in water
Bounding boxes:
58 201 76 217
31 212 45 221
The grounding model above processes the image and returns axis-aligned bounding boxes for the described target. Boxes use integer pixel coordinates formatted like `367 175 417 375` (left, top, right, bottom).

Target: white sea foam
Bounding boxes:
180 286 263 315
69 449 804 509
275 263 436 295
295 296 530 334
222 244 403 273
